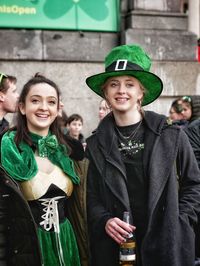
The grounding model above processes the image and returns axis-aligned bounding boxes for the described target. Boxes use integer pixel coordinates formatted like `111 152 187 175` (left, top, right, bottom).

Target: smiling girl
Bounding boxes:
0 73 80 266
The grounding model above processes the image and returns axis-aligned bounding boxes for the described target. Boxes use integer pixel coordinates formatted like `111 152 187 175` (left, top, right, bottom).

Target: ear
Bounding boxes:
0 92 6 102
19 102 26 115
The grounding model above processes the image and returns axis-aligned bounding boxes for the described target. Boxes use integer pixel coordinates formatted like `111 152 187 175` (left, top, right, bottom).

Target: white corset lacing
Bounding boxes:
39 196 65 266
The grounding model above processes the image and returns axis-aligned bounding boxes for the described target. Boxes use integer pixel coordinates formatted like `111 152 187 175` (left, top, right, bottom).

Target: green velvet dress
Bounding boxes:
36 195 80 266
38 219 80 266
1 131 81 266
20 162 81 266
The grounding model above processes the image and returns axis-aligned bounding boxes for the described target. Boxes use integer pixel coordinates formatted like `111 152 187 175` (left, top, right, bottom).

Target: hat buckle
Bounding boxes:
115 59 128 71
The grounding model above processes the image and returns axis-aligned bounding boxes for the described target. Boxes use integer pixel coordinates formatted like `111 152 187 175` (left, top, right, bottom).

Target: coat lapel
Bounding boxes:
97 114 130 209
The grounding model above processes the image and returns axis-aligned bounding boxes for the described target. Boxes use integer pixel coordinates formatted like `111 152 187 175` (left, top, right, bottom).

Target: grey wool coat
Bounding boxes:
86 111 200 266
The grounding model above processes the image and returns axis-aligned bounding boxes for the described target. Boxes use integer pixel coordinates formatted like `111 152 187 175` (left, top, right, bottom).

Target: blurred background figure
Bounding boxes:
181 95 200 265
58 109 68 135
182 95 200 162
56 97 88 265
180 95 200 123
169 99 183 121
66 113 86 149
168 98 188 128
57 99 84 161
98 99 111 121
0 73 19 135
179 96 193 121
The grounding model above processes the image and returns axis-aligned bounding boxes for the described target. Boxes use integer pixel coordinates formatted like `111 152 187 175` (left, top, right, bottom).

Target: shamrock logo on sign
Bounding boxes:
43 0 109 21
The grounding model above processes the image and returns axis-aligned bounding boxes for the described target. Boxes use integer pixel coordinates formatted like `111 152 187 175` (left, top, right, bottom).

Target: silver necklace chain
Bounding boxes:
115 119 143 140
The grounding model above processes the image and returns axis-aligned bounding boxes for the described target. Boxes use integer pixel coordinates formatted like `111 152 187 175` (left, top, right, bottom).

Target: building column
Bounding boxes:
188 0 200 38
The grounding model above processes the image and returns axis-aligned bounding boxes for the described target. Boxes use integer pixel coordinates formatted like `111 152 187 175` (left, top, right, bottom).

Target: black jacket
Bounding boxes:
185 118 200 259
0 167 42 266
86 111 200 266
185 119 200 169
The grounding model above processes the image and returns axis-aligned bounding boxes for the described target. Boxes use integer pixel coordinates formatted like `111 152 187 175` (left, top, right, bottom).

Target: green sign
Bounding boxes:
0 0 119 31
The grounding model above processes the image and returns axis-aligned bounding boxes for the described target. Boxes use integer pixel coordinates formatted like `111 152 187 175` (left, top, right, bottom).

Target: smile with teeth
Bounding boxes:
36 113 49 119
116 97 128 103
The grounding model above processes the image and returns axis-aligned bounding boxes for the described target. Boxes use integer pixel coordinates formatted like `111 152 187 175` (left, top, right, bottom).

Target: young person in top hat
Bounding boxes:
85 44 200 266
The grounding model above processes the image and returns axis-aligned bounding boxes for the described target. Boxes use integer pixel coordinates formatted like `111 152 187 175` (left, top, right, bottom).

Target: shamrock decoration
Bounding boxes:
43 0 109 20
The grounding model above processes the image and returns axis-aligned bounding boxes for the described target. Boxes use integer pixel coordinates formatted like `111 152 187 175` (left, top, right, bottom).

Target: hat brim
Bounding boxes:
86 70 163 106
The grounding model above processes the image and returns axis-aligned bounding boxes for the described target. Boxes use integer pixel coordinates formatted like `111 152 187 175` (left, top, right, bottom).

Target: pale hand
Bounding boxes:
105 217 135 244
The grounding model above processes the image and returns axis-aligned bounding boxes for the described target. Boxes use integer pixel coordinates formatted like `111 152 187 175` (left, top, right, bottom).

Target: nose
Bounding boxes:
40 101 48 110
118 83 126 94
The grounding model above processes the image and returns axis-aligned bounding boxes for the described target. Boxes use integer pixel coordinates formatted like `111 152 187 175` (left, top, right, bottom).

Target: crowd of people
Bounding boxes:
1 43 200 266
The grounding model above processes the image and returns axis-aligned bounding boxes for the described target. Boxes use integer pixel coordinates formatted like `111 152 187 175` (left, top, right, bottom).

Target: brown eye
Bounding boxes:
49 101 56 105
32 99 39 103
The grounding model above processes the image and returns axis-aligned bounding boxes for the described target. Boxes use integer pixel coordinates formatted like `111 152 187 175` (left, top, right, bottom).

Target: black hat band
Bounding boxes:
106 60 144 72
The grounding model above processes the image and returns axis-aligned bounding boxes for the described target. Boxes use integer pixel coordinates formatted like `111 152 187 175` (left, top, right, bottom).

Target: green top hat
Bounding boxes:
86 44 163 106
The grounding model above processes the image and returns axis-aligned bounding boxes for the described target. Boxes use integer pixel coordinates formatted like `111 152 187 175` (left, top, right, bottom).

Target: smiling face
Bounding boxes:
19 83 59 136
103 75 144 115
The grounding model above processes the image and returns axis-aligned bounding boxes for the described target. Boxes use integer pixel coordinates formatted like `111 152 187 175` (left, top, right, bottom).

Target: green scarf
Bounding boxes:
1 131 79 184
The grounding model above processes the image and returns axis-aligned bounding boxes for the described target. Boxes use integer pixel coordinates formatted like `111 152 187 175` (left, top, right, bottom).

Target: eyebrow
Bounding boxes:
109 77 135 82
30 95 57 99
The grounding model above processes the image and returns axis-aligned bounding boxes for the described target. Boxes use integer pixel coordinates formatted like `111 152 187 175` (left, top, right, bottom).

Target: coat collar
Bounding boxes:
90 110 169 184
95 111 167 150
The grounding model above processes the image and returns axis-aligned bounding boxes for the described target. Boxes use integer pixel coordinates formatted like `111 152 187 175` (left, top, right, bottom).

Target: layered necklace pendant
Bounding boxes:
115 119 144 156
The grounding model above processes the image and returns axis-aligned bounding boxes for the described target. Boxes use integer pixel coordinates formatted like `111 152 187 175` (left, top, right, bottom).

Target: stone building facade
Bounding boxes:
0 0 200 136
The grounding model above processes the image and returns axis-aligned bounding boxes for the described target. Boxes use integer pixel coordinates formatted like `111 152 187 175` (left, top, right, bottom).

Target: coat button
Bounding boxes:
14 249 18 254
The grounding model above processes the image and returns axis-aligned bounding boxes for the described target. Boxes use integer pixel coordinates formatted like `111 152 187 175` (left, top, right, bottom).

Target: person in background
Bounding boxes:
0 72 19 255
66 113 86 149
181 95 200 265
168 99 183 121
85 44 200 266
98 99 111 121
179 95 193 121
0 72 19 135
182 95 200 166
168 98 188 128
57 98 89 265
57 100 85 161
180 95 200 124
58 110 68 135
0 73 81 266
57 101 89 266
